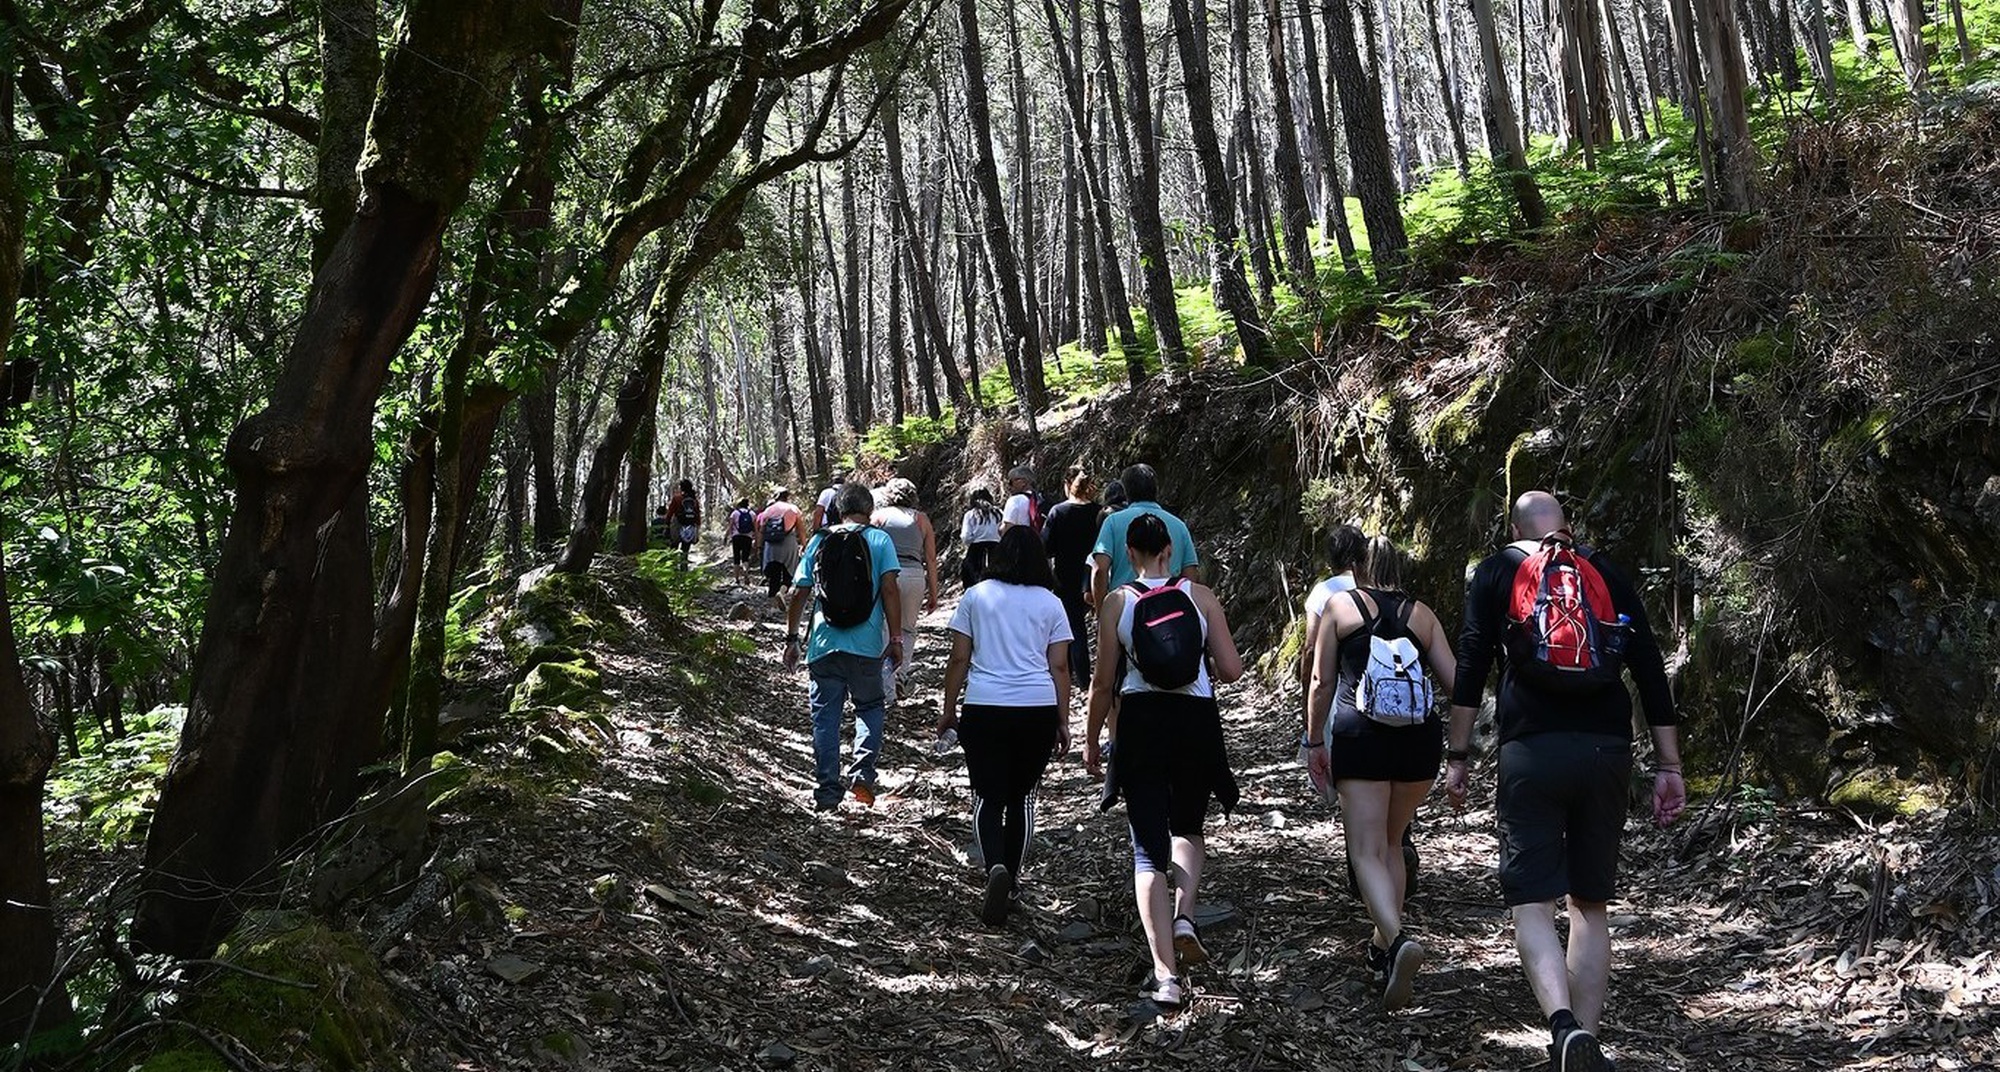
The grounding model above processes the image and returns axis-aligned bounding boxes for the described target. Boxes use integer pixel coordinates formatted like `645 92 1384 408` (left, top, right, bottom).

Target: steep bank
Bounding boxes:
891 95 2000 811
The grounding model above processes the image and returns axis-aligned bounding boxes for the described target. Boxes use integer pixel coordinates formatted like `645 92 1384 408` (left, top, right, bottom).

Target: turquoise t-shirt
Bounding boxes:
1091 502 1200 590
793 523 902 662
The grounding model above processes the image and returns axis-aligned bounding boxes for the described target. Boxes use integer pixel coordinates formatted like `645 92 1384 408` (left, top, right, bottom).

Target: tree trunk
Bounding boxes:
1470 0 1549 227
1600 0 1647 138
314 0 381 265
1375 0 1415 189
887 220 909 424
1882 0 1927 92
1264 0 1320 295
1419 0 1473 174
958 0 1047 407
1231 0 1281 302
1042 0 1140 353
1170 0 1272 365
884 102 968 411
1294 0 1360 269
1321 0 1409 271
134 0 539 959
1678 0 1758 209
1947 0 1973 68
1003 0 1050 381
837 153 867 431
1111 0 1189 370
1842 0 1873 55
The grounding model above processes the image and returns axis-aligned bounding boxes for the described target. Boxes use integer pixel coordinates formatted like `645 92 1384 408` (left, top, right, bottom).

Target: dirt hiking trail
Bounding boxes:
398 558 1994 1071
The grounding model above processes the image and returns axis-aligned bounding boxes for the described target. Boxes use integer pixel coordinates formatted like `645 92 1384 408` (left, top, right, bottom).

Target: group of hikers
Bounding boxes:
689 461 1684 1072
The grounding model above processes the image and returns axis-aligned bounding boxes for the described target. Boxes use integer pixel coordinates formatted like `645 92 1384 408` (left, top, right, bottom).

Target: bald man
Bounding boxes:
1446 491 1684 1072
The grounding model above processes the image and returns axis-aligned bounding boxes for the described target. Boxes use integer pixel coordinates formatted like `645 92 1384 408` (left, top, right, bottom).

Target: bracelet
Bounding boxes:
1299 739 1325 749
785 634 799 645
1655 766 1683 776
1444 748 1470 762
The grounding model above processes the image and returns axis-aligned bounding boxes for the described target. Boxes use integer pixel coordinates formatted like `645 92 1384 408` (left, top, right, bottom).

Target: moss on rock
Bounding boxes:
502 568 632 667
1828 769 1948 818
153 910 403 1071
510 658 604 714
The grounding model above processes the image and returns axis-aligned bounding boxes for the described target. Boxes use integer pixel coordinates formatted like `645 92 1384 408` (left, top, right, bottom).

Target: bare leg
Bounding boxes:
1135 870 1176 983
1566 898 1612 1033
1338 780 1401 948
1170 835 1204 922
1514 900 1572 1018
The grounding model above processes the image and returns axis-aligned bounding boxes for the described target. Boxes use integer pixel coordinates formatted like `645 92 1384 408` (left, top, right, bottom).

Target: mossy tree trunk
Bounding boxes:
134 0 543 959
0 40 72 1037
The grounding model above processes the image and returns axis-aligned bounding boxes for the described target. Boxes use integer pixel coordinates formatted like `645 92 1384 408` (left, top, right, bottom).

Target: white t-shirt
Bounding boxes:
948 580 1073 706
1002 492 1035 528
961 509 1001 545
815 486 838 517
1302 572 1358 627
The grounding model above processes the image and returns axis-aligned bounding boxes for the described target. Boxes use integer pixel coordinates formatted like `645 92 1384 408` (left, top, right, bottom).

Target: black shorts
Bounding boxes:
1495 732 1632 906
731 533 754 565
1328 715 1443 784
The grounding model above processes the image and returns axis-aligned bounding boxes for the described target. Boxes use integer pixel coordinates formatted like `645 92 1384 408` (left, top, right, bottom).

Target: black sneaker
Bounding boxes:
1550 1026 1609 1072
1141 971 1184 1007
1364 939 1390 977
980 865 1012 925
1382 932 1425 1011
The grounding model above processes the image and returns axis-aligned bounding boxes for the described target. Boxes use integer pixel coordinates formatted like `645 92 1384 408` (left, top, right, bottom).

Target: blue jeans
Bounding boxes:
808 651 887 803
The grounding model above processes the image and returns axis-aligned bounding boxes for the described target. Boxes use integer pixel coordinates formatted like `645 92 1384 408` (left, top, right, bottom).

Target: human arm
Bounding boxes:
1649 723 1686 826
1193 584 1244 684
1445 556 1507 808
1083 590 1124 777
783 585 810 672
881 567 904 666
1415 602 1458 701
1088 552 1109 610
1301 600 1347 791
920 512 939 611
1048 641 1073 755
940 631 972 735
1599 556 1685 824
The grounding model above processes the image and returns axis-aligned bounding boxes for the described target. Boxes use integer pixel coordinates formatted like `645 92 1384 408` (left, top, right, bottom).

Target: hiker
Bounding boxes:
959 488 1002 589
1303 534 1458 1012
1000 464 1044 533
1039 465 1101 695
1447 491 1684 1072
784 482 903 811
754 488 802 604
871 478 939 700
1083 513 1243 1009
666 478 700 565
727 498 757 586
937 526 1073 925
1089 464 1199 613
649 503 673 548
1096 479 1130 540
811 472 845 534
1299 524 1367 797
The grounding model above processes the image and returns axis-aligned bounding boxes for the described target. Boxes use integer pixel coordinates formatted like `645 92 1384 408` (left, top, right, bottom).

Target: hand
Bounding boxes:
1444 761 1470 810
936 708 958 736
1054 718 1073 758
783 638 800 673
1653 770 1686 827
1303 744 1332 792
926 592 939 613
1083 737 1103 778
886 639 904 668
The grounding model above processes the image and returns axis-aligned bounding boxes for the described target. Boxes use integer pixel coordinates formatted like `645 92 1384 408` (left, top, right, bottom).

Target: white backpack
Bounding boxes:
1350 591 1435 726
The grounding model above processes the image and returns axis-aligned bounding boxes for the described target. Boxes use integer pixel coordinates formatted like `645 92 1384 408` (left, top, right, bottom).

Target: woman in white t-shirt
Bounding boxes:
1299 524 1366 798
938 526 1073 927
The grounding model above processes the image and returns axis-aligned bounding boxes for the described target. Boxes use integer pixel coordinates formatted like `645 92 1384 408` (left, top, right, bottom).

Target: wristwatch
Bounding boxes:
785 634 799 645
1445 748 1470 762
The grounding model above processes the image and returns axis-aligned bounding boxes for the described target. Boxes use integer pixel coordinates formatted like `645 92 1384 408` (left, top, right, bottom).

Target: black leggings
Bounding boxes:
961 542 996 588
958 704 1059 877
764 559 790 598
1116 691 1223 874
1057 584 1091 685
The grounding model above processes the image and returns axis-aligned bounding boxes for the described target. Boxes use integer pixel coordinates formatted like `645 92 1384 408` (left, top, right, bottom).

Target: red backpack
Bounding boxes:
1504 533 1627 692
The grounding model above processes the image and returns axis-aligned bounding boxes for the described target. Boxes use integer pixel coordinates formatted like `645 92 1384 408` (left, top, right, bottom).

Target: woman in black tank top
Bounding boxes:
1303 535 1459 1013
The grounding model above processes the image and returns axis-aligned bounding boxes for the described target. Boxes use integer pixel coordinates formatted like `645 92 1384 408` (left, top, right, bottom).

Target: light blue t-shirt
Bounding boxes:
794 523 901 662
1091 502 1199 591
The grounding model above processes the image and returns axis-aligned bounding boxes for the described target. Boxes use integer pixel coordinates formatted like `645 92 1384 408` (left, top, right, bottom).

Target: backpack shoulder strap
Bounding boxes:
1343 588 1379 635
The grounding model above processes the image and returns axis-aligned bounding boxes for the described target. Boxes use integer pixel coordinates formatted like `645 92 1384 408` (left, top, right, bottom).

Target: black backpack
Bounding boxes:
676 493 700 525
732 508 755 536
1125 579 1205 690
814 526 876 629
760 511 789 543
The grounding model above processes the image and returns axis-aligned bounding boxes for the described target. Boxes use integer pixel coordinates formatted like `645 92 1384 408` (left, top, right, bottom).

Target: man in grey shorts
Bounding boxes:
1446 491 1685 1072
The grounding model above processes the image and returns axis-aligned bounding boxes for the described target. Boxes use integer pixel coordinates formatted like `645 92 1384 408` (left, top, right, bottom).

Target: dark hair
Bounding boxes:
654 504 669 515
679 479 695 494
835 482 874 519
1120 463 1158 503
985 526 1056 589
1326 524 1366 572
1357 535 1405 592
969 488 993 504
736 498 750 509
1125 512 1172 558
1103 480 1129 510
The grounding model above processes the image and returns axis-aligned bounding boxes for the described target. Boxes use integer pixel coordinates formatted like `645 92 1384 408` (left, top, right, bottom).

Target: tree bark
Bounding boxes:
1882 0 1927 92
1266 0 1322 293
1110 0 1188 370
1231 0 1280 302
1418 0 1473 174
1294 0 1360 269
1042 0 1141 353
957 0 1047 407
1002 0 1050 377
1470 0 1549 227
1376 0 1415 188
134 0 540 959
1170 0 1272 365
1321 0 1409 271
884 102 969 410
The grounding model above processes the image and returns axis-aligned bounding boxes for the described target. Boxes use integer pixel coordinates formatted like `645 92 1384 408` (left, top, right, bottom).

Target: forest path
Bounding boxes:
422 554 1988 1071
